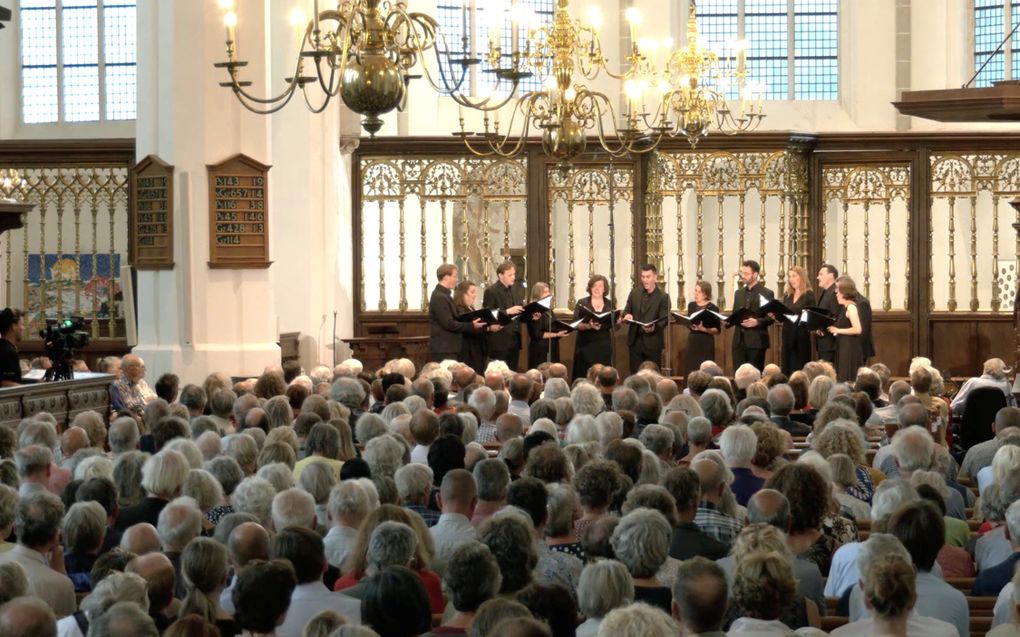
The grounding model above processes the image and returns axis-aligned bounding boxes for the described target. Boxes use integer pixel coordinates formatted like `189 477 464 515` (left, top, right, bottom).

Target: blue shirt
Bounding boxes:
729 467 764 507
974 551 1020 597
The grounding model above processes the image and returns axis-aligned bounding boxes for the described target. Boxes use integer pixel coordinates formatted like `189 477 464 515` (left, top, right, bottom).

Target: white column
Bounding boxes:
134 0 280 383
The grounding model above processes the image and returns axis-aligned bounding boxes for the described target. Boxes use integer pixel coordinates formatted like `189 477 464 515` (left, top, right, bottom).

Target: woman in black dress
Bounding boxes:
454 280 498 375
572 274 615 381
827 276 864 383
780 265 816 375
526 281 568 370
683 280 719 378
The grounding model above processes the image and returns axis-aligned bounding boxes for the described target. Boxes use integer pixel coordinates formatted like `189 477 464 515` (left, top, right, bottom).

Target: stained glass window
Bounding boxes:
18 0 137 124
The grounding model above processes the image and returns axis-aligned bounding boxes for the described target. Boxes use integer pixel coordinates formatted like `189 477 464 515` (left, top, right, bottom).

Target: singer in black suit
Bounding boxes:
483 261 526 371
622 264 671 374
526 281 568 370
730 260 775 371
573 274 615 381
779 265 815 375
814 264 840 364
428 264 485 362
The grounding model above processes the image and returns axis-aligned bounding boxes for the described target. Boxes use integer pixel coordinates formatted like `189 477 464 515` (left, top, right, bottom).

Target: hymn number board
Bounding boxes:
207 154 272 269
129 155 174 269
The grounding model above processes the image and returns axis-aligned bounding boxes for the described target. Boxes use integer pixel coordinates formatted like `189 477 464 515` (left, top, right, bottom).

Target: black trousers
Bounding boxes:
629 344 661 375
732 346 766 371
817 349 836 364
489 349 521 372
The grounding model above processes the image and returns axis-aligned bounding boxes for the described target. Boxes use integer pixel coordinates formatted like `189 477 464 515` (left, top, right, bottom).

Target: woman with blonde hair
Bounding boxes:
716 524 822 629
526 281 568 370
729 551 802 636
780 265 815 375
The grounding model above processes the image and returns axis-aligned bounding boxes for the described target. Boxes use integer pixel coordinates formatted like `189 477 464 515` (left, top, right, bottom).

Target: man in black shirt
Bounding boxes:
814 264 839 364
483 262 525 371
0 308 23 386
428 264 484 362
731 260 774 371
622 264 670 374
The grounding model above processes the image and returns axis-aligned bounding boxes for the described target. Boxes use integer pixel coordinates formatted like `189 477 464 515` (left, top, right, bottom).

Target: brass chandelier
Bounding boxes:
213 0 766 158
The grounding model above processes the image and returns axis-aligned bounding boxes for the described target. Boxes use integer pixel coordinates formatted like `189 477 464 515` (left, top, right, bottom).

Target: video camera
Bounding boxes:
40 317 89 381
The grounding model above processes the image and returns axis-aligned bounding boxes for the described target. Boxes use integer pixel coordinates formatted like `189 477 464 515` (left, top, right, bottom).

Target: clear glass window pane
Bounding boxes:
22 67 59 123
64 64 101 121
105 64 136 120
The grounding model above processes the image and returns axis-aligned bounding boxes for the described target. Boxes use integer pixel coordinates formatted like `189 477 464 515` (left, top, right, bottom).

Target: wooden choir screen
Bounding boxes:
547 163 635 312
351 134 1020 378
356 155 528 314
0 141 133 357
645 145 810 374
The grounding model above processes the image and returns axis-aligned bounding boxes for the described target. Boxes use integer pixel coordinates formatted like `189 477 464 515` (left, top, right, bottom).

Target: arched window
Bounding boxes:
19 0 137 124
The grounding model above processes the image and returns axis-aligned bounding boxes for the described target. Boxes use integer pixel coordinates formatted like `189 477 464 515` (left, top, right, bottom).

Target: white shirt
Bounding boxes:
994 583 1015 627
55 615 84 637
989 624 1020 637
576 617 601 637
324 525 359 569
824 542 861 598
410 444 430 465
727 617 796 637
978 526 1013 573
979 465 995 497
276 581 361 637
951 375 1014 414
430 512 477 562
849 570 969 637
831 610 958 637
220 575 237 614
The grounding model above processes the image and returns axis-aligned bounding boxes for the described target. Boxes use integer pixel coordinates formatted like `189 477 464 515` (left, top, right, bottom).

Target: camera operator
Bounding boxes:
110 354 157 420
0 308 23 387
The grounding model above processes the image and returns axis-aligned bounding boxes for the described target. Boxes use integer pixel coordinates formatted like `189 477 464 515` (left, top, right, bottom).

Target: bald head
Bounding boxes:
484 371 505 391
548 363 568 379
691 458 723 502
996 407 1020 435
0 597 55 637
898 403 929 428
227 521 270 568
746 488 791 531
495 413 524 443
126 552 175 613
120 523 161 555
60 427 90 460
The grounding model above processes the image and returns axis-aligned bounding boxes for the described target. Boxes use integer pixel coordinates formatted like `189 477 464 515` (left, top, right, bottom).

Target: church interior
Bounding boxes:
0 0 1017 382
1 2 1020 635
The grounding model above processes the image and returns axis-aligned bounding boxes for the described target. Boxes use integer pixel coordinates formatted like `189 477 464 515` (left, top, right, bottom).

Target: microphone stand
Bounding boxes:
608 160 618 371
547 309 553 365
662 267 673 377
